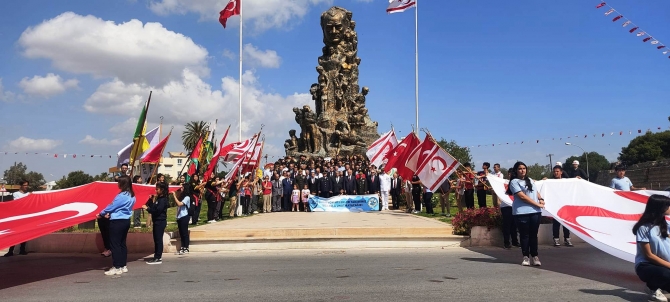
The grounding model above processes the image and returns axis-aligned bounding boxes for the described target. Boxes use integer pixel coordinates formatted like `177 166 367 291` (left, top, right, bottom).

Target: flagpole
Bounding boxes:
414 1 419 134
238 0 243 142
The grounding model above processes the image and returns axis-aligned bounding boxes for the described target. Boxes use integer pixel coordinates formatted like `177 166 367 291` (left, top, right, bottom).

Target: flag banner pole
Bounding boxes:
414 1 419 134
238 0 243 141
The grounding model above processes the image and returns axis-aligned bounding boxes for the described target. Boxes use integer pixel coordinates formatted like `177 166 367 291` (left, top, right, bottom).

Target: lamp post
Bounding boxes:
565 142 589 181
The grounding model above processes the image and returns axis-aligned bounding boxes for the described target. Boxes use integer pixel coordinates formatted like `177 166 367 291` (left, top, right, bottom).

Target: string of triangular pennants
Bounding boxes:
596 2 670 59
0 152 114 159
466 125 668 149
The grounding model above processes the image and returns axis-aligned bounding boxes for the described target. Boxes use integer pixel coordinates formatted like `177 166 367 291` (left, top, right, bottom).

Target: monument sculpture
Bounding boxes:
284 6 379 158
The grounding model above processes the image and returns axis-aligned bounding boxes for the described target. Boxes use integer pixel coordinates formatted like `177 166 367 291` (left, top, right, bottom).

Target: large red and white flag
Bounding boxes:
222 136 255 162
414 139 459 191
366 129 398 167
384 132 420 180
387 0 417 14
219 0 240 28
202 126 231 182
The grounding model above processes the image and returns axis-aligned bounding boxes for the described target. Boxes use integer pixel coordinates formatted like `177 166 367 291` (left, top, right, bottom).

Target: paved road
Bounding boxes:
0 245 648 301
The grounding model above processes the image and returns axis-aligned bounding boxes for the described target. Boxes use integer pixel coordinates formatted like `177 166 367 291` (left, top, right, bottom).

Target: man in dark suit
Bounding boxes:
344 169 356 195
390 172 402 210
281 171 294 211
319 173 333 198
331 171 345 196
356 171 368 195
367 169 381 195
307 171 319 195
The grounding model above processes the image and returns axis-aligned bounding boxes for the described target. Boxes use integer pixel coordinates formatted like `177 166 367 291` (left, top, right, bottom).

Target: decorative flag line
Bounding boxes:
465 125 668 149
0 152 114 159
595 2 670 59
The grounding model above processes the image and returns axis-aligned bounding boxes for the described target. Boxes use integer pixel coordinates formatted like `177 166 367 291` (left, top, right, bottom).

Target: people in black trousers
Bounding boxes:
423 188 434 215
99 175 135 276
282 172 294 211
344 170 356 195
390 173 401 210
319 175 333 198
144 182 168 264
97 217 111 257
474 162 490 208
501 205 519 248
411 175 423 213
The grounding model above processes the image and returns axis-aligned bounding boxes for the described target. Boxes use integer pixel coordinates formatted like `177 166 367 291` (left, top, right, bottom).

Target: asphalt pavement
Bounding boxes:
0 245 648 302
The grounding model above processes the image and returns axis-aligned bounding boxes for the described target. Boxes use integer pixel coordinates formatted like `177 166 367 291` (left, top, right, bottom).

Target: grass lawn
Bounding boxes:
413 193 496 224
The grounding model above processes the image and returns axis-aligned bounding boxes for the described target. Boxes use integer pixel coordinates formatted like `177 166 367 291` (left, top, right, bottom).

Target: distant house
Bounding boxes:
157 152 188 180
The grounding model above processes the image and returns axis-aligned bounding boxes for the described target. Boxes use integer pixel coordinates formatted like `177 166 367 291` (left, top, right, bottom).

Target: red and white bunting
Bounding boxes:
595 1 669 60
366 129 398 167
1 152 113 159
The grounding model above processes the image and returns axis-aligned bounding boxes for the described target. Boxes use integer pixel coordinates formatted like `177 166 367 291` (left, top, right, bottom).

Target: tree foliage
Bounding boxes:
181 121 208 153
55 171 93 189
618 131 670 165
525 163 550 180
92 172 111 182
563 151 611 182
436 138 472 165
2 162 45 191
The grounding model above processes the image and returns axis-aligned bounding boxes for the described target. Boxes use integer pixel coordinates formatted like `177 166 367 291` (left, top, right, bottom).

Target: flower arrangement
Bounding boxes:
451 207 502 235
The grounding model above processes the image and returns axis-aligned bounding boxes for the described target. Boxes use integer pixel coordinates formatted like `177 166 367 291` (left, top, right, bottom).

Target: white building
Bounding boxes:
155 151 188 180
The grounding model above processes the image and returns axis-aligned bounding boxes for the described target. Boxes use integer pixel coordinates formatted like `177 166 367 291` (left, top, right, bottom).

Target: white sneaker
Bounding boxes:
564 238 573 247
521 256 530 266
645 288 669 302
121 266 128 273
104 267 122 276
207 220 216 223
532 256 542 266
553 238 561 247
253 211 259 214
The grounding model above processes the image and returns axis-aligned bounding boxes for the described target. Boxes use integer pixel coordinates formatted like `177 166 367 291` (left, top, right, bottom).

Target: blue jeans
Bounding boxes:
514 213 541 257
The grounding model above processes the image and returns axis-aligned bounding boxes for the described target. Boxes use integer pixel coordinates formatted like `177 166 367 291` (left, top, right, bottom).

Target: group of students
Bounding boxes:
98 174 193 275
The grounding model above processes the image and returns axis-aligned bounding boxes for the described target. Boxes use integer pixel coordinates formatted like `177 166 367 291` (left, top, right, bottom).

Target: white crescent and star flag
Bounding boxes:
405 134 459 191
387 0 417 14
366 129 398 167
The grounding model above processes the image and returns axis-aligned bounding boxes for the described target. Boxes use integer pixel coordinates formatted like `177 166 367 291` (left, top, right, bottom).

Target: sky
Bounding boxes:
0 0 669 182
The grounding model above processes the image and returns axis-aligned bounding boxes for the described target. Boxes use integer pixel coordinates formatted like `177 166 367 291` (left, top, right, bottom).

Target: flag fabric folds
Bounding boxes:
203 126 231 182
386 0 417 14
384 132 420 180
366 129 398 167
141 132 171 163
129 93 152 164
219 0 240 28
405 134 459 191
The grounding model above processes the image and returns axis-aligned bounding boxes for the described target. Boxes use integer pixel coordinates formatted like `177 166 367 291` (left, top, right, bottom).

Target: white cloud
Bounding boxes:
148 0 332 32
79 135 123 146
18 73 79 98
243 44 281 68
109 118 139 137
84 69 309 153
0 78 19 102
5 137 62 152
18 12 209 86
222 49 235 60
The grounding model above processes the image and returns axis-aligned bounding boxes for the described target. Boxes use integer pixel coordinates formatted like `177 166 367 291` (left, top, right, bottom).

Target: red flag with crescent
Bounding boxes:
384 132 420 180
219 0 240 29
413 137 460 192
366 129 398 167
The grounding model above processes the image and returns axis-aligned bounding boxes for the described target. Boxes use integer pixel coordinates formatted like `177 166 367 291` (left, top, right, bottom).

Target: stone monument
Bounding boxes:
284 6 379 158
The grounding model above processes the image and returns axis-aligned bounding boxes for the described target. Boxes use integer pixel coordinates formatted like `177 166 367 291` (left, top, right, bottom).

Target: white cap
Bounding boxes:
572 160 579 165
555 162 562 166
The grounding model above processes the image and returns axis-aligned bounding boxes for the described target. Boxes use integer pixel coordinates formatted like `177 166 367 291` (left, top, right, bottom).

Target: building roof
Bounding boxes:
168 152 187 158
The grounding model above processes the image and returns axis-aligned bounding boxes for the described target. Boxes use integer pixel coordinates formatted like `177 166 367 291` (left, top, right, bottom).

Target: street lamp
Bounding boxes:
565 142 589 181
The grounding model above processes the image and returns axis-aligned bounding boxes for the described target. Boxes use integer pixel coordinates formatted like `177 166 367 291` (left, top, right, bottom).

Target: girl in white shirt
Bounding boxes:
301 184 311 212
291 184 300 212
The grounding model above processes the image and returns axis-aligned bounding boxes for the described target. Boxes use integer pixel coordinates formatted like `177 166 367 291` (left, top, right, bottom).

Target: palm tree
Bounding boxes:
182 121 208 153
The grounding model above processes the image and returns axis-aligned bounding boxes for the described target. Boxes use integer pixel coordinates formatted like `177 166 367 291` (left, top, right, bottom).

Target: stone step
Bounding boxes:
189 226 454 241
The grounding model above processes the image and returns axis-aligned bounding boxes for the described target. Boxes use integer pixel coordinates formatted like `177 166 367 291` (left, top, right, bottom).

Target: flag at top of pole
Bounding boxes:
219 0 240 28
387 0 417 14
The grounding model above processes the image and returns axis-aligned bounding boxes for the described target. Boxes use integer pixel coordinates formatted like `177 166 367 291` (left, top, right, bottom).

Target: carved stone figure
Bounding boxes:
284 130 299 156
285 6 379 158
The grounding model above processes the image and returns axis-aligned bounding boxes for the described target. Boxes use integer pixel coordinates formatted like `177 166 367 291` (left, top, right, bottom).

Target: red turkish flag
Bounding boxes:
203 127 231 182
219 0 240 28
405 134 438 176
384 132 420 180
0 183 179 250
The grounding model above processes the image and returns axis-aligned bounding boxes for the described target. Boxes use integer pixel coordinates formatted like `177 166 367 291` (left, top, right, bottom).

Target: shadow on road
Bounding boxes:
462 245 645 299
0 253 150 290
